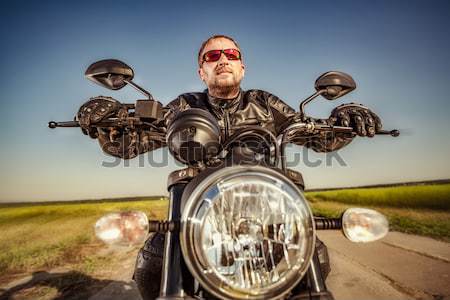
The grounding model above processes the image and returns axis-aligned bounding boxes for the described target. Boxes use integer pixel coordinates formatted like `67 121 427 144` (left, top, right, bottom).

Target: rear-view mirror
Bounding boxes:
315 71 356 100
85 59 134 90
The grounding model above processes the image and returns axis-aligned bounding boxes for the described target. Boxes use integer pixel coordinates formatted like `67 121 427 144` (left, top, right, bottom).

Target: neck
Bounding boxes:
208 85 240 99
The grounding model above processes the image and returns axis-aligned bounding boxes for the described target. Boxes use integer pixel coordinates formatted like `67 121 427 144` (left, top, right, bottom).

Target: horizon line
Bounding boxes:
1 178 448 205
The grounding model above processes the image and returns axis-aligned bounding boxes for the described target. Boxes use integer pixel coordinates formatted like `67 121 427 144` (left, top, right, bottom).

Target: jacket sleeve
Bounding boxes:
163 96 191 127
265 91 354 152
97 127 166 159
96 94 195 159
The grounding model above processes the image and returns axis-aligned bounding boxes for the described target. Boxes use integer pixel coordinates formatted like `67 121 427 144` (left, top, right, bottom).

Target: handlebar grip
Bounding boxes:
329 125 354 133
314 124 354 133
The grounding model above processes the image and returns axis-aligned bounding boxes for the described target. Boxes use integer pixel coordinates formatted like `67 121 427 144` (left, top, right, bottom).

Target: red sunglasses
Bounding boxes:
202 49 242 63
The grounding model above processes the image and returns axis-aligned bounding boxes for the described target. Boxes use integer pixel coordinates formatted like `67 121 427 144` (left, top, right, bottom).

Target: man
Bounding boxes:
78 34 382 299
79 34 381 158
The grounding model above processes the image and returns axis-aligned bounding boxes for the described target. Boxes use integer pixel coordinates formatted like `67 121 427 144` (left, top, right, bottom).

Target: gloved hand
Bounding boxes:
330 103 382 137
77 96 124 138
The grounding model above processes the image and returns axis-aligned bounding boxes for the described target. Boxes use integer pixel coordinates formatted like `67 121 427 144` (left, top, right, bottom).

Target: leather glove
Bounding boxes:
330 103 382 137
77 96 123 138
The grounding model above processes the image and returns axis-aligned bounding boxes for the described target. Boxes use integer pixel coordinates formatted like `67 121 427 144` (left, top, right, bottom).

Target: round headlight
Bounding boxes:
181 166 315 300
167 108 221 164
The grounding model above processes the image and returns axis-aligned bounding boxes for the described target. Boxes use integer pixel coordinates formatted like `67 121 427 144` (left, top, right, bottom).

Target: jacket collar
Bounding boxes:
205 88 243 114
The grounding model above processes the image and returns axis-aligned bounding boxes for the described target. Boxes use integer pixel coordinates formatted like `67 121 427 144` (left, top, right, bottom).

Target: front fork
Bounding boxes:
303 252 334 300
156 183 332 300
157 183 188 300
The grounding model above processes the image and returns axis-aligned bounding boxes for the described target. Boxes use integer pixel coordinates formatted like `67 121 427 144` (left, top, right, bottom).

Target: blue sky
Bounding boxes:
1 0 449 201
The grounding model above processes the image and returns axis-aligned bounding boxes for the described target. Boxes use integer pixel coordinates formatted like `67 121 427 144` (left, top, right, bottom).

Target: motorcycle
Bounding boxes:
49 59 399 300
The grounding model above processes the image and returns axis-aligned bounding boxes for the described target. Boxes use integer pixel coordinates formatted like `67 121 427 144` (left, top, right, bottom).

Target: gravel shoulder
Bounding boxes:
88 247 142 300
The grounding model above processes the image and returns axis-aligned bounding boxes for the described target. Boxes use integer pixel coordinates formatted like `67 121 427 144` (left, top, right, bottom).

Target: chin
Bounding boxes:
215 78 236 87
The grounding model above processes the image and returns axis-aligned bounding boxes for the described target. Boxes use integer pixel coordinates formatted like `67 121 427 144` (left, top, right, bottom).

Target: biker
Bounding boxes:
78 34 381 158
77 34 382 299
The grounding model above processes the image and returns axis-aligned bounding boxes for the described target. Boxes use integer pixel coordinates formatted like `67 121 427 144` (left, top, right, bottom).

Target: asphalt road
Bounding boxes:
318 231 450 300
89 231 450 300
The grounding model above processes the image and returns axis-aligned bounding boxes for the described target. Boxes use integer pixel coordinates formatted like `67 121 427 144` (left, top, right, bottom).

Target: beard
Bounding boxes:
208 73 241 99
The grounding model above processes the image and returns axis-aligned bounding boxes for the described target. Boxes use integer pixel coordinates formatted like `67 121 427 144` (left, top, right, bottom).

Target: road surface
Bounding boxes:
88 231 450 300
319 231 450 300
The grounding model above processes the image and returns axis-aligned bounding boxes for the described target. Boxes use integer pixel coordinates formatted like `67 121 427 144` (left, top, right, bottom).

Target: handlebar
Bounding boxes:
48 118 146 129
279 122 400 172
49 118 400 138
313 124 400 137
379 129 400 137
48 121 79 128
48 118 166 135
48 120 124 129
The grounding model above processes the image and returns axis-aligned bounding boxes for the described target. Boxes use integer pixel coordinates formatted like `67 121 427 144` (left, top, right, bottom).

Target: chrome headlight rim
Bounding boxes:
180 166 315 300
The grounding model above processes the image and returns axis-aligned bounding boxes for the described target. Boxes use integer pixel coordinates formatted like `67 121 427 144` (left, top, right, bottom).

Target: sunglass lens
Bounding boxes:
224 49 241 60
204 50 222 62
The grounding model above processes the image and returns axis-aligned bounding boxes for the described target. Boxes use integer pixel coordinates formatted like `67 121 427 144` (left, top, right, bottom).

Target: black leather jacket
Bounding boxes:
97 89 353 159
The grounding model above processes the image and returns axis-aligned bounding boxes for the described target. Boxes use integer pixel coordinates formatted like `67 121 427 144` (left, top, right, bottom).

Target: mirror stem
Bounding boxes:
124 79 154 100
299 89 326 121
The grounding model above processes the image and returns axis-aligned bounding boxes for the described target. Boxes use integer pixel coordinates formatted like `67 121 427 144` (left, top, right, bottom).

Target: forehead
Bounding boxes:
202 38 239 53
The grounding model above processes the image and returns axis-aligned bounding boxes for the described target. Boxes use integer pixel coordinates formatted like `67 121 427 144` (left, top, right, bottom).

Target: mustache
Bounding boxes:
215 66 233 74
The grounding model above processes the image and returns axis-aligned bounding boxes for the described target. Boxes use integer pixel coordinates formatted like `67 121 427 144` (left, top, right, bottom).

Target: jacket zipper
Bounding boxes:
224 108 230 139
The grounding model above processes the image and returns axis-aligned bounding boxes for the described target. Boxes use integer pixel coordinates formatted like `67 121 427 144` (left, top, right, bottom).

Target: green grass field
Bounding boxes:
307 183 450 241
0 198 168 282
0 183 449 284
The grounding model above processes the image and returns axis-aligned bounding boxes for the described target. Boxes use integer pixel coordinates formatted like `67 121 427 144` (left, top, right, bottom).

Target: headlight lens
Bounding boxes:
342 208 389 242
181 166 315 300
95 211 148 245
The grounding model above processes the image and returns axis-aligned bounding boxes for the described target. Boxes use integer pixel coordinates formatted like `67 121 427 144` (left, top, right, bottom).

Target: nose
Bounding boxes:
217 52 230 66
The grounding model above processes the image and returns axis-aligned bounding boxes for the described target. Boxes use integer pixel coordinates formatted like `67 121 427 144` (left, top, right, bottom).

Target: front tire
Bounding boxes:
316 238 331 280
134 233 165 300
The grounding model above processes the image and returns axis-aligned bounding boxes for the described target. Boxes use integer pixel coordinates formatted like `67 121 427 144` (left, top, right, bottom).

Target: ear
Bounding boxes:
198 68 206 82
241 63 246 77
